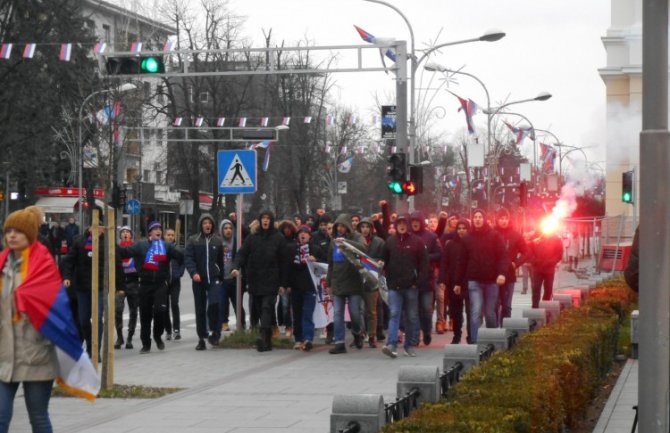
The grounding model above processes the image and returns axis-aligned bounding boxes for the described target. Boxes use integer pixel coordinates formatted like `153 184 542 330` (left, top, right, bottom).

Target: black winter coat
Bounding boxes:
233 226 288 296
494 226 528 283
60 232 125 293
382 232 429 290
528 234 563 273
286 239 326 292
184 233 224 284
459 224 509 285
439 236 466 290
118 240 184 285
413 228 442 291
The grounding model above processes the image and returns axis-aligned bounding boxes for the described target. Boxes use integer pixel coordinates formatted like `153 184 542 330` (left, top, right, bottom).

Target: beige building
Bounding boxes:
599 0 641 223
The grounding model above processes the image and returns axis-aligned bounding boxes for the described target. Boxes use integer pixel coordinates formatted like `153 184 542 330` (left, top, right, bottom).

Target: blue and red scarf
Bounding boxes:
144 239 167 271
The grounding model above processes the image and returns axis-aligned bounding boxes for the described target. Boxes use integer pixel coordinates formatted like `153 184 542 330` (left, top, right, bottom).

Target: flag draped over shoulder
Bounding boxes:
448 91 478 135
0 242 100 401
333 239 388 305
306 262 333 328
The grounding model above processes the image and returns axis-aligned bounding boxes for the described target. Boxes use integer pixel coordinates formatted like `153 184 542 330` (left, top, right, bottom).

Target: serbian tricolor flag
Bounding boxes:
326 115 334 127
540 142 557 172
194 116 204 127
1 43 13 60
239 117 247 127
23 43 36 59
216 117 225 127
173 117 183 127
250 141 274 172
260 117 269 127
448 91 478 135
303 116 312 124
0 242 100 400
59 43 72 62
164 40 175 52
353 25 397 63
93 42 107 55
130 41 142 54
503 120 533 144
281 117 290 126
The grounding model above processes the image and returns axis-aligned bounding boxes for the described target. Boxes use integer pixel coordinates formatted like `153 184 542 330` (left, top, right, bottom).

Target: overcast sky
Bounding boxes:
230 0 610 165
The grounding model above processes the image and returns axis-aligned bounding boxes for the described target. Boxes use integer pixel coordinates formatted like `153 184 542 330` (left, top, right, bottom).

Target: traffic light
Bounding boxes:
105 55 165 75
409 165 423 194
519 181 528 207
402 180 418 195
387 152 407 194
622 170 634 204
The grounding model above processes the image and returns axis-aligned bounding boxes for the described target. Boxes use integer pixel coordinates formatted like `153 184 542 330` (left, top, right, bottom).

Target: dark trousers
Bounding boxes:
76 290 104 356
192 281 222 339
164 278 181 334
139 280 168 348
531 269 556 308
222 278 245 326
447 287 467 339
115 280 139 339
418 289 435 339
253 294 277 331
290 289 304 342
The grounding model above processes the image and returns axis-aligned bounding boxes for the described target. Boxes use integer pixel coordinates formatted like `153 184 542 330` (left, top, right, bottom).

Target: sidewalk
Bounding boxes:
9 257 629 433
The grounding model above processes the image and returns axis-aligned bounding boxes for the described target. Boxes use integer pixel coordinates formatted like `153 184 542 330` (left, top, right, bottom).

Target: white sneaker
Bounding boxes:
382 345 397 359
403 347 417 357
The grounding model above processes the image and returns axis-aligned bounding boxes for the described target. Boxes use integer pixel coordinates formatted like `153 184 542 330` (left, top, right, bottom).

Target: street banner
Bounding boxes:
307 262 334 328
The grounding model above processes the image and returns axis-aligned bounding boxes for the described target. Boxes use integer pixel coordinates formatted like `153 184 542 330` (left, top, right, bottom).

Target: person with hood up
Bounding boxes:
493 208 528 326
219 218 243 332
185 213 224 351
381 214 429 358
325 214 367 354
410 211 442 345
276 219 297 336
231 211 288 352
438 219 471 344
456 209 508 343
118 221 184 354
356 217 386 348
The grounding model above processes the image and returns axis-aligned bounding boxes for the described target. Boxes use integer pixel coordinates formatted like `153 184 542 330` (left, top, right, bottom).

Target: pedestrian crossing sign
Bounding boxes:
217 150 257 194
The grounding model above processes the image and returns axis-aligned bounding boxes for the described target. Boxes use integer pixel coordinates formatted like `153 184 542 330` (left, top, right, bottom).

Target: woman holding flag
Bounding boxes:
0 206 100 432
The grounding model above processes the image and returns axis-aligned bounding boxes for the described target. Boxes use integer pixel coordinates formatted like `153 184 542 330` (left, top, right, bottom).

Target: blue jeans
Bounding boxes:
76 291 104 356
333 294 363 344
387 288 419 350
467 281 499 342
497 282 515 326
0 380 54 433
301 290 317 342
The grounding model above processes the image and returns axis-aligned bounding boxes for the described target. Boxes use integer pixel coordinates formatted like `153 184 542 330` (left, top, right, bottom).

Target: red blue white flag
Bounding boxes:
59 43 72 62
130 42 142 54
93 42 106 55
0 242 100 400
304 116 312 124
163 40 175 52
173 117 183 127
282 117 291 126
260 117 269 127
540 142 557 172
503 120 533 144
0 43 12 60
353 25 397 63
23 43 36 59
216 117 225 127
239 117 247 127
194 117 204 127
448 91 478 135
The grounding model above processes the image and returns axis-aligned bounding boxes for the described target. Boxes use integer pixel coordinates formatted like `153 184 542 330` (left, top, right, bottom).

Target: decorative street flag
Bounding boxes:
163 40 175 52
249 141 274 172
23 43 36 59
1 43 12 60
216 117 225 127
93 42 107 55
540 142 557 172
448 91 478 135
353 25 397 63
326 115 334 126
173 117 183 127
304 116 312 124
130 41 142 54
503 120 533 144
341 145 347 155
59 43 72 62
325 145 332 153
348 114 357 126
260 117 269 127
282 117 291 126
337 156 353 174
194 117 204 127
238 117 247 127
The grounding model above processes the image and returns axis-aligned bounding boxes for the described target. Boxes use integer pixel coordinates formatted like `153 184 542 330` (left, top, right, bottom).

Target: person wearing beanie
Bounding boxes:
0 207 61 431
231 210 288 352
118 221 184 354
219 219 243 332
494 208 528 326
61 214 126 359
456 209 509 343
184 213 224 351
114 226 140 349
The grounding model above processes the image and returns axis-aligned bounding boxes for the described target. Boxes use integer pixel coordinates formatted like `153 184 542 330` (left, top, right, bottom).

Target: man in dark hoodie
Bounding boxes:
439 219 471 344
456 209 508 343
494 208 528 326
118 221 184 354
410 211 442 346
381 214 428 358
219 218 242 332
231 211 287 352
185 213 224 351
326 214 367 354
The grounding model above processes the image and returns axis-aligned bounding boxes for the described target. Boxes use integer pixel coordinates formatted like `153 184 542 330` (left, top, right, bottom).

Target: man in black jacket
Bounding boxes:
528 228 563 308
231 211 287 352
457 209 508 343
185 213 224 351
118 221 184 354
381 214 429 358
494 208 528 326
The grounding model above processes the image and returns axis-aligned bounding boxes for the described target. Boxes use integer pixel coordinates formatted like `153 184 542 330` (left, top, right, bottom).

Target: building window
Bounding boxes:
200 92 209 103
102 24 111 43
144 169 151 182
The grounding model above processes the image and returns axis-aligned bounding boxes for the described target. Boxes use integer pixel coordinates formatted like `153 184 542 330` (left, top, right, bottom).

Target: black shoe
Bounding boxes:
173 330 181 340
377 332 386 341
195 339 207 351
451 335 461 345
353 333 364 350
155 337 165 351
140 346 150 354
166 333 172 341
423 334 432 346
368 337 377 349
114 336 123 349
256 337 269 352
303 341 313 352
208 334 220 346
329 343 347 354
125 341 134 349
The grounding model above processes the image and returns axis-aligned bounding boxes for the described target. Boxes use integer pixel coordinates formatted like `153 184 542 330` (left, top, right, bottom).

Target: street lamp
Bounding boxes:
77 83 136 226
363 0 504 211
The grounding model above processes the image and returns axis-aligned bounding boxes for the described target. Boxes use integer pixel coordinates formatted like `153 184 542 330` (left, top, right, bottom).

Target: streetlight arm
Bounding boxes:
363 0 415 56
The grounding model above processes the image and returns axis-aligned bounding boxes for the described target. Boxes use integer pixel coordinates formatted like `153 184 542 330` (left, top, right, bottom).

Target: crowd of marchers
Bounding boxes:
1 201 566 362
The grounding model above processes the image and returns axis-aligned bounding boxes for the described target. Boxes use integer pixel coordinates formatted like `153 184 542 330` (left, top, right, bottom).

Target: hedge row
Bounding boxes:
384 279 636 433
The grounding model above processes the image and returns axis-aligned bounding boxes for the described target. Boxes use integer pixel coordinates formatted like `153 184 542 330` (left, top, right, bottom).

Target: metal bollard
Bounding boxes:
630 310 639 359
522 308 547 329
476 328 510 352
331 394 385 433
538 300 561 324
553 294 573 311
502 317 532 337
444 344 480 374
397 366 440 404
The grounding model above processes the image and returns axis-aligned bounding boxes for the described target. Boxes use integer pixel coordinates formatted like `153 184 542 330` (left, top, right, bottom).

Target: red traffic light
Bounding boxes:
402 181 418 195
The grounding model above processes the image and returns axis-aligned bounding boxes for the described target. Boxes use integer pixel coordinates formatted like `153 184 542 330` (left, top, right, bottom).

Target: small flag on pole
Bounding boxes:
282 117 291 126
163 40 175 52
93 42 106 55
341 146 348 155
130 42 142 54
23 43 36 59
239 117 247 127
195 117 204 127
325 145 332 153
59 43 72 62
216 117 225 127
304 116 312 124
326 115 334 127
348 115 357 126
0 43 12 60
173 117 183 127
260 117 269 127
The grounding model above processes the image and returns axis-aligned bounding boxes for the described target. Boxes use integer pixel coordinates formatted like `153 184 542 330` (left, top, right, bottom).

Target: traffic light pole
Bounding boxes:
394 42 410 213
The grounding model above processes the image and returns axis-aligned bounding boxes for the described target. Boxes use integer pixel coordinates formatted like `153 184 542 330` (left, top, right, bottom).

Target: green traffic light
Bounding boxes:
141 57 160 73
388 181 403 194
622 192 632 203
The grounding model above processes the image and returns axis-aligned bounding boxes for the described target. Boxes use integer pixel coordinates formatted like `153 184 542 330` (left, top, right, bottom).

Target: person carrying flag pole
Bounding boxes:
0 206 101 433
